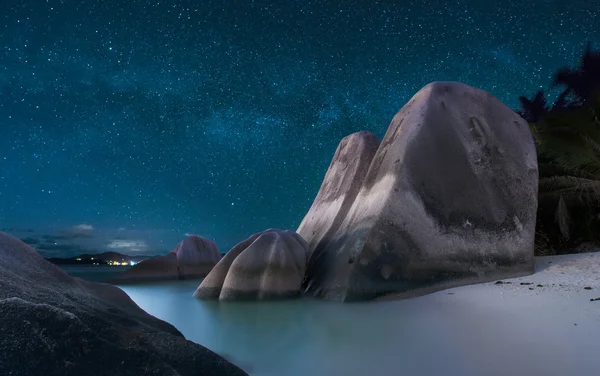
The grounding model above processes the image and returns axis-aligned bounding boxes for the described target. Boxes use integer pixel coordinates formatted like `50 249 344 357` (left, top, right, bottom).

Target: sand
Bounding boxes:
368 251 600 376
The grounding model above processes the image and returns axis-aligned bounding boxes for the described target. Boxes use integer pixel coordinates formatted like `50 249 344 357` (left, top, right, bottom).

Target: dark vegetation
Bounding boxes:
517 42 600 255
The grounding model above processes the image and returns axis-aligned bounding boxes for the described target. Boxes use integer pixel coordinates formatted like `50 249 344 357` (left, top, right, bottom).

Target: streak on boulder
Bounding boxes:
297 131 380 258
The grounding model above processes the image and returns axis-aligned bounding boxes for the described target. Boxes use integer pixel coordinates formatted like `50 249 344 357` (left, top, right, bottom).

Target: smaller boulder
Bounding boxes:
172 235 222 278
109 235 220 284
194 229 308 300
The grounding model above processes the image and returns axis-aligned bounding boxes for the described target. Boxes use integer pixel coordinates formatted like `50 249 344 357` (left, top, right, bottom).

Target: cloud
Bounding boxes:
73 224 94 232
107 239 148 253
4 225 175 258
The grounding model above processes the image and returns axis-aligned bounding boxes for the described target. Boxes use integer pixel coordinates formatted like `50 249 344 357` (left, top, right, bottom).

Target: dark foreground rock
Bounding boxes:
194 229 309 300
301 81 539 301
0 232 248 376
108 235 221 284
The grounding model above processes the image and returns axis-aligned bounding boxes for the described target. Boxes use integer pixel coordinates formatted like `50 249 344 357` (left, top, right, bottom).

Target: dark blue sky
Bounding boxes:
1 0 598 257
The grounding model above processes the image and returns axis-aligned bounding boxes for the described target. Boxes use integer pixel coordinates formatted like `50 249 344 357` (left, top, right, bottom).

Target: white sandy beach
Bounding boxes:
371 251 600 376
121 251 600 376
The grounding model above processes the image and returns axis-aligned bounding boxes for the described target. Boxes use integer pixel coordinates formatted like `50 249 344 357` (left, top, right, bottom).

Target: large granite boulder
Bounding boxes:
301 81 539 302
194 229 309 300
297 131 380 257
108 235 221 284
0 232 248 376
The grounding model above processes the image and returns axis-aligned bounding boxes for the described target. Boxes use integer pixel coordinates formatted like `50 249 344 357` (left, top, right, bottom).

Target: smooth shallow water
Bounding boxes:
116 279 600 376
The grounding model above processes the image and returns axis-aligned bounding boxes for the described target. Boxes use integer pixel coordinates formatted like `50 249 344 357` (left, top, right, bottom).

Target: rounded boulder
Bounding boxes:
194 229 308 300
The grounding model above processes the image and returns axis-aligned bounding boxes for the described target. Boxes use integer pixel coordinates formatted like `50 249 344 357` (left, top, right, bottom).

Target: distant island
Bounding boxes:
46 251 152 266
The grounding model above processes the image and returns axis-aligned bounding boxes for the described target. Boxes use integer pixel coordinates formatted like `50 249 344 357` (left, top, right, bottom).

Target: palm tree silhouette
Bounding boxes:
553 42 600 106
518 90 549 122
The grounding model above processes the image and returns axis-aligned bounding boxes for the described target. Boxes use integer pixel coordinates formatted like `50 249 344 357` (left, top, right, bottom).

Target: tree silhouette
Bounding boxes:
520 42 600 254
518 90 549 122
553 42 600 106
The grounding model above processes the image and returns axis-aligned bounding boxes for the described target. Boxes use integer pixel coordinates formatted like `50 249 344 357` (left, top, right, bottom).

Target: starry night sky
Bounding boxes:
1 0 598 257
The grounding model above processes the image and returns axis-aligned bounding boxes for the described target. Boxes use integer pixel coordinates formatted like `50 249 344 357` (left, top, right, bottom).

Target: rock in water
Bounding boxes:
193 232 263 300
297 131 380 258
109 252 179 282
0 232 248 376
172 235 221 278
302 81 539 302
108 235 221 284
194 229 309 300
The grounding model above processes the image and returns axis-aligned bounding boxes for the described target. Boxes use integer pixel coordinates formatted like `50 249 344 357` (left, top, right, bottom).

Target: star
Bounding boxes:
0 0 596 257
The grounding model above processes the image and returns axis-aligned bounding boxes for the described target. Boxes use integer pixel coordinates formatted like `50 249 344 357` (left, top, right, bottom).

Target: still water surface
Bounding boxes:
60 265 129 282
61 266 597 376
119 279 466 376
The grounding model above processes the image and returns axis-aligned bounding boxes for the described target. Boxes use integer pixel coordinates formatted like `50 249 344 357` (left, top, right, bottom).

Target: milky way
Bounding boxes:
0 0 598 257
